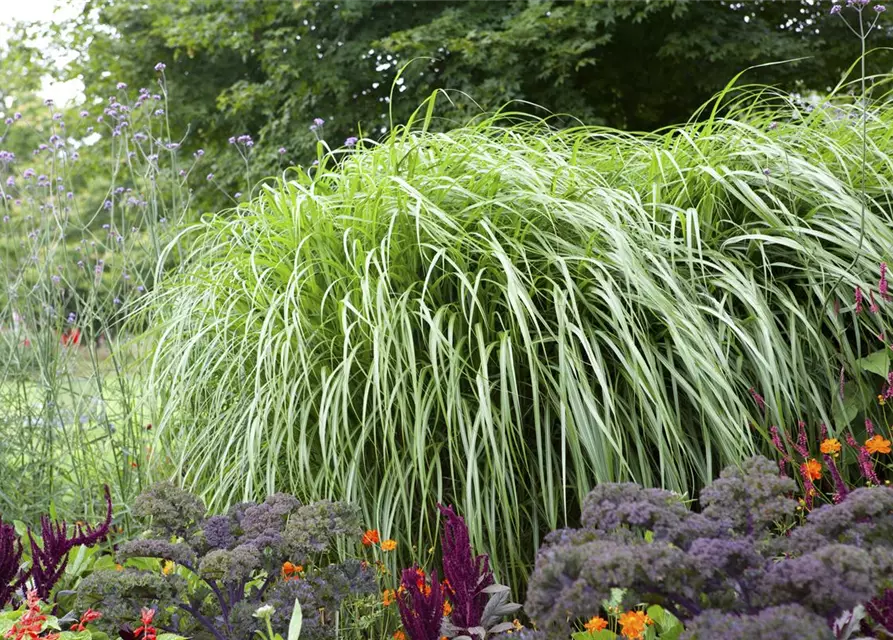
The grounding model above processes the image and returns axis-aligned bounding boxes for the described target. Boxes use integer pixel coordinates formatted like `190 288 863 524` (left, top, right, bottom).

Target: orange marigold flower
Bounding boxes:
282 562 304 580
584 616 609 633
383 589 396 606
800 458 822 481
443 600 453 616
618 610 654 640
362 529 380 546
393 631 406 640
381 538 397 551
866 434 892 455
820 438 842 455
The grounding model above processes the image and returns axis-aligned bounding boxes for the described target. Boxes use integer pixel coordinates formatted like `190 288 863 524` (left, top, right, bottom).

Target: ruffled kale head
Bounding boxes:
789 486 893 552
132 481 206 538
201 515 237 551
283 500 361 559
580 483 689 539
525 539 703 629
198 544 262 585
699 456 796 537
755 544 888 618
75 569 188 636
679 605 834 640
233 493 301 552
229 559 376 640
116 539 197 566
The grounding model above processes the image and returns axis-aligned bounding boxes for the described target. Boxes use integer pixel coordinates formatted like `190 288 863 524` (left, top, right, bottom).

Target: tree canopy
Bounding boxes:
15 0 893 209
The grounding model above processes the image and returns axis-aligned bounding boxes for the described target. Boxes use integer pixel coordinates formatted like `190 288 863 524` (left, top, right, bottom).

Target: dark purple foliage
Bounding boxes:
524 457 893 636
397 565 445 640
27 485 113 600
866 589 893 633
437 504 494 630
0 518 24 608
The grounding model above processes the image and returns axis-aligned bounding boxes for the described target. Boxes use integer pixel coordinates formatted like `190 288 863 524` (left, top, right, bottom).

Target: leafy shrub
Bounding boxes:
76 482 375 639
523 456 893 638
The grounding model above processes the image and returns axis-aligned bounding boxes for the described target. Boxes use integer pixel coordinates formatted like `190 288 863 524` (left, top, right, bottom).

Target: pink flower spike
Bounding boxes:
880 262 889 300
749 387 766 413
870 290 879 313
865 418 876 435
855 286 864 313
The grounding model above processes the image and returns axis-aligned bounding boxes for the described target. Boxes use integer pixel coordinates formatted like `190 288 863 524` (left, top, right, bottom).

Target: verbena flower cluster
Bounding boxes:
75 482 373 640
524 456 893 639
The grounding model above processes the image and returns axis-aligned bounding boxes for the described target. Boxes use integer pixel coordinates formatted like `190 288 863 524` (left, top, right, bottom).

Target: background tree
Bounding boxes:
52 0 893 212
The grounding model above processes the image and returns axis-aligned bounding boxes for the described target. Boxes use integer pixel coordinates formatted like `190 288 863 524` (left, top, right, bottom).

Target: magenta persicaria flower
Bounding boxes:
154 62 166 72
855 286 864 313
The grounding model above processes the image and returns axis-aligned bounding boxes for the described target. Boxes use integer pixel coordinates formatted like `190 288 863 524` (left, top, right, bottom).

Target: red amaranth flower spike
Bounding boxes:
26 485 113 600
437 504 494 630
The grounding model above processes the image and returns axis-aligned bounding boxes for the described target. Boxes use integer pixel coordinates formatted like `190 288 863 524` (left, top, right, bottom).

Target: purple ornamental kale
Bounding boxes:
0 518 24 608
28 485 113 599
437 504 493 629
524 458 893 636
397 566 445 640
202 515 236 550
680 605 834 640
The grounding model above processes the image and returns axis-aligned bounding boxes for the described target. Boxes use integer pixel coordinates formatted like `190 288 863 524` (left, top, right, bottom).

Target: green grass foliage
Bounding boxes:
144 85 893 588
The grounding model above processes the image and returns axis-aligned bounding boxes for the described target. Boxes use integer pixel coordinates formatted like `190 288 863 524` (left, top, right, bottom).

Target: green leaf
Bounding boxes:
287 598 303 640
857 349 889 377
832 381 865 427
571 631 616 640
661 622 684 640
157 634 189 640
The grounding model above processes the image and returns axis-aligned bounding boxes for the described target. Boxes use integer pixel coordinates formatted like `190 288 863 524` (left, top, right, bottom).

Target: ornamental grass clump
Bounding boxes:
523 456 893 639
145 75 893 588
76 482 375 640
